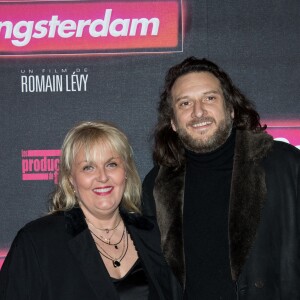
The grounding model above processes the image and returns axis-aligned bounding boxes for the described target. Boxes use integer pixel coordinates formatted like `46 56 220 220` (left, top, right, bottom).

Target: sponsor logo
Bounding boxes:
265 119 300 149
0 1 182 55
22 149 61 183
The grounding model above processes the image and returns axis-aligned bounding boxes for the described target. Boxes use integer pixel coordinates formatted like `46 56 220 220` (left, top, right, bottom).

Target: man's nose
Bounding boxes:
192 100 205 118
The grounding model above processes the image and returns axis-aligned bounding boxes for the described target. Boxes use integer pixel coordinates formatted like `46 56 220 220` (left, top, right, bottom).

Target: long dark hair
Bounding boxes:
153 56 266 167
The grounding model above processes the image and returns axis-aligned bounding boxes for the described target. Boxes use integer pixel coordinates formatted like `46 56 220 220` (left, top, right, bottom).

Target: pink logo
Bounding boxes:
264 119 300 149
0 248 8 270
0 1 182 55
22 149 61 183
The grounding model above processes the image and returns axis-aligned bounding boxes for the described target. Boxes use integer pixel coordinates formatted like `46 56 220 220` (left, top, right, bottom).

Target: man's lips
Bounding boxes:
93 186 113 196
188 117 215 129
187 118 215 131
191 121 213 128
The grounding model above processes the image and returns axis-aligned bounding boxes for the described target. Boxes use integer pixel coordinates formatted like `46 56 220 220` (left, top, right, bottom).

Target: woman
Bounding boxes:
0 121 182 300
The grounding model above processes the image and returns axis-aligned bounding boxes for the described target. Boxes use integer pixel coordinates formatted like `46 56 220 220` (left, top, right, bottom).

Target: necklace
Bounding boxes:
90 225 125 249
94 228 129 268
88 225 117 244
86 216 122 233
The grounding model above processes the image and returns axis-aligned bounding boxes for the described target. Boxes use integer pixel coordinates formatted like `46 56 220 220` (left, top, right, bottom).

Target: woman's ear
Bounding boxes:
69 177 73 186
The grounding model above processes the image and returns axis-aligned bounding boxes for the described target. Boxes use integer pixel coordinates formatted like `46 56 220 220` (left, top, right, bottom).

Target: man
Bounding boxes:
142 56 300 299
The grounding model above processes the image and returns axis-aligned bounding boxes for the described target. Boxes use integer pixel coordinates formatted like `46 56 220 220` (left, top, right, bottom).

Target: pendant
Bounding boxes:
115 245 118 249
105 229 109 234
113 260 121 268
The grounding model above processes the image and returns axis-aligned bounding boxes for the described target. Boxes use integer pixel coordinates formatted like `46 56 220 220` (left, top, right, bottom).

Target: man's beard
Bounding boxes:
175 110 233 154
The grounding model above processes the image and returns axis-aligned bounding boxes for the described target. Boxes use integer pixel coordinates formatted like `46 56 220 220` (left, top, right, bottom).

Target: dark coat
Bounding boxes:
142 130 300 299
0 208 183 300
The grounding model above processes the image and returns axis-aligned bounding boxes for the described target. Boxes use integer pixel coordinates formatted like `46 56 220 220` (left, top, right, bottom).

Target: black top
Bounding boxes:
112 259 149 300
183 129 237 299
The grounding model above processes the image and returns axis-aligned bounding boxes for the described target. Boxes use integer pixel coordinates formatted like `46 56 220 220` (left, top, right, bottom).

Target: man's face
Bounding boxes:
171 71 234 153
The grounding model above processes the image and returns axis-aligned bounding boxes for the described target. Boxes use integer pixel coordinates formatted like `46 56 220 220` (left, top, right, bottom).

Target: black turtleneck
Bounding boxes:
183 129 237 299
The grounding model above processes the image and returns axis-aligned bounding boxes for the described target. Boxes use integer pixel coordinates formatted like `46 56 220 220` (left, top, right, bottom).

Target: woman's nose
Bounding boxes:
96 169 109 182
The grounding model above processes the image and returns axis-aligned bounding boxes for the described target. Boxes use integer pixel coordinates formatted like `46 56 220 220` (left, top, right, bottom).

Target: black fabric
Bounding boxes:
183 129 236 299
113 259 149 300
0 208 183 300
143 130 275 287
142 130 300 299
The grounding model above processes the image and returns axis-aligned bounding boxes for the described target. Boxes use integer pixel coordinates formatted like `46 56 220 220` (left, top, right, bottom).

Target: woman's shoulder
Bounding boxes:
20 211 65 237
4 212 67 254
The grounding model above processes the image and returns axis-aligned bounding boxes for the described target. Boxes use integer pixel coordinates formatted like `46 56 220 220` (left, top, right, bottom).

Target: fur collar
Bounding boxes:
153 130 274 286
229 130 273 280
154 164 186 286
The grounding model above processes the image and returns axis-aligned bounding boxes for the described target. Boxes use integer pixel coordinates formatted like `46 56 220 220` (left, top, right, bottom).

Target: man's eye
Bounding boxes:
179 101 190 107
205 96 216 101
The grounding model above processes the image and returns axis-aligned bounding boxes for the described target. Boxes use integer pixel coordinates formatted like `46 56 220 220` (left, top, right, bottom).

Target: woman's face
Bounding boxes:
70 142 126 219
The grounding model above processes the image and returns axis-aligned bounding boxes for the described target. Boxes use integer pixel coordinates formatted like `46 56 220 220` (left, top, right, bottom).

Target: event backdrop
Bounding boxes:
1 0 300 268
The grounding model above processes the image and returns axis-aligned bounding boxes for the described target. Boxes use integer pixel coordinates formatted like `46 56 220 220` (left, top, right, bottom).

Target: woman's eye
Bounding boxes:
83 165 93 171
107 162 117 168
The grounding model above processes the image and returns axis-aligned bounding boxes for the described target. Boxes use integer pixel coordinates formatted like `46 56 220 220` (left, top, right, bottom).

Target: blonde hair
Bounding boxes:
50 121 141 213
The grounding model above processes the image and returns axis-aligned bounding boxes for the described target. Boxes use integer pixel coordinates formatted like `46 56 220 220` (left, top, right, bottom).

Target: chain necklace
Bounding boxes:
86 216 122 233
94 228 129 268
88 225 117 245
90 225 125 249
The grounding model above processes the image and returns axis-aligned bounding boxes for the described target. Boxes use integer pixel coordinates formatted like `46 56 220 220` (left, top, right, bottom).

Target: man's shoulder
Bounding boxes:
262 140 300 172
143 165 160 184
142 166 160 216
271 140 300 160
